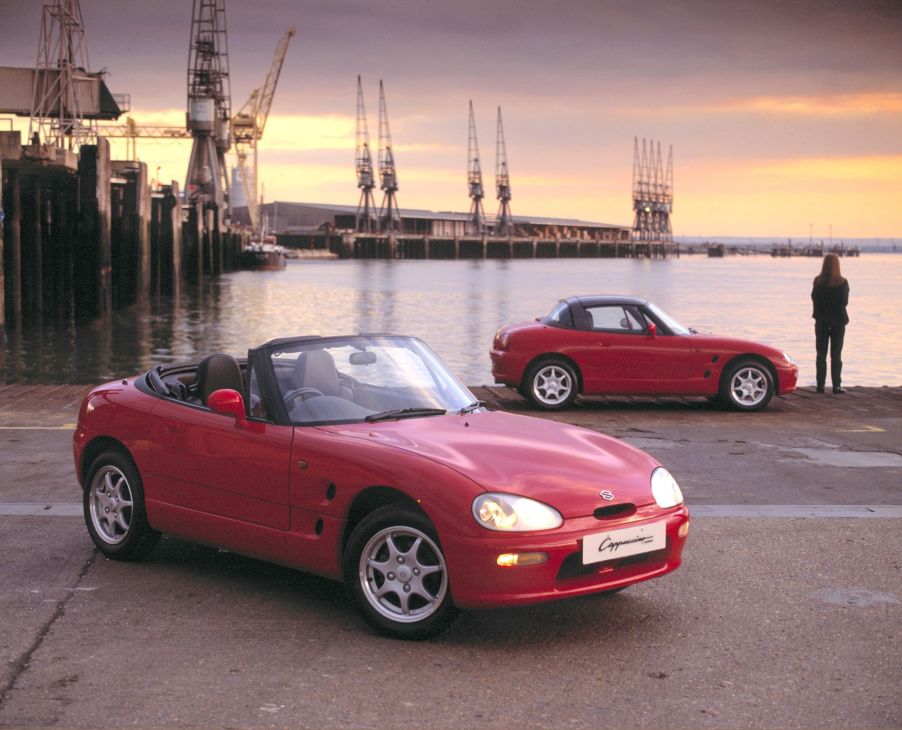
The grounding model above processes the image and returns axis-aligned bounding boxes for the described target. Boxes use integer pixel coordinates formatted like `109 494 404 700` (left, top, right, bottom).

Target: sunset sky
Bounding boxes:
1 0 900 238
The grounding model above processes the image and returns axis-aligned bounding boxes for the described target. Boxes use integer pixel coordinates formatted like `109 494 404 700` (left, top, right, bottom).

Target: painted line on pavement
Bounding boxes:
0 424 76 430
689 504 902 518
1 503 901 518
1 503 83 516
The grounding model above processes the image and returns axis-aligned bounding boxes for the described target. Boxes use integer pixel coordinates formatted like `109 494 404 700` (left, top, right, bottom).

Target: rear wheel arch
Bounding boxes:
80 436 133 487
523 353 583 393
522 354 582 410
83 447 160 560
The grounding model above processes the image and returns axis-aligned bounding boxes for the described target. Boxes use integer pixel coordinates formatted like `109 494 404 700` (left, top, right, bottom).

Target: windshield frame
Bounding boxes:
644 302 692 336
249 334 476 427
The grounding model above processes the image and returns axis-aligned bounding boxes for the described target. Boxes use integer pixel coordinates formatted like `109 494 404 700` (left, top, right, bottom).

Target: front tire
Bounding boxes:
83 450 160 560
344 506 457 639
524 359 578 410
720 359 774 411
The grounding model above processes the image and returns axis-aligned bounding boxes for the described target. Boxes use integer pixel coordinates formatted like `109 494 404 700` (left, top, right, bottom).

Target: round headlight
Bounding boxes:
472 493 563 532
651 467 683 509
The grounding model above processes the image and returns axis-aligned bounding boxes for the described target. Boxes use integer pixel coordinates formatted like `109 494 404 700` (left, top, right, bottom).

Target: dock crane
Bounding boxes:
99 117 190 163
184 0 231 210
467 100 486 236
355 75 377 233
495 106 512 237
631 137 673 245
377 80 400 233
231 27 295 232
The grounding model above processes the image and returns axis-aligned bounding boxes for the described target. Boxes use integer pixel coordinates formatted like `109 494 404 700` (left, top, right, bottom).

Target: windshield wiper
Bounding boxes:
458 400 485 415
364 407 447 423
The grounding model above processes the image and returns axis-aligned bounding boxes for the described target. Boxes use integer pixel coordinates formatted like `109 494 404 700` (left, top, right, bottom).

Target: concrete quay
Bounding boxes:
0 383 899 728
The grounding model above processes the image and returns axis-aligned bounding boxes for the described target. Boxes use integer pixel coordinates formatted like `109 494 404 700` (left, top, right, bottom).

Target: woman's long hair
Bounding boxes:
815 253 844 287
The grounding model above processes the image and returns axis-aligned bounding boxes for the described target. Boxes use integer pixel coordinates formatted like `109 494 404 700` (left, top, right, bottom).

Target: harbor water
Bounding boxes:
1 253 899 387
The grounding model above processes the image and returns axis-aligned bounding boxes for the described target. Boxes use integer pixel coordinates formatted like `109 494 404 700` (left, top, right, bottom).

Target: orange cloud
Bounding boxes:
708 92 902 117
747 155 902 183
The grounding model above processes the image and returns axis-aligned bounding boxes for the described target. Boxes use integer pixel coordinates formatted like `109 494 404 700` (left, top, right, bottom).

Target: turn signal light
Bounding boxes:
678 520 689 538
497 552 548 567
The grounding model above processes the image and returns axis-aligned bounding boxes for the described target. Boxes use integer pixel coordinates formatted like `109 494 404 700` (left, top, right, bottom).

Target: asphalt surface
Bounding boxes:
0 384 900 729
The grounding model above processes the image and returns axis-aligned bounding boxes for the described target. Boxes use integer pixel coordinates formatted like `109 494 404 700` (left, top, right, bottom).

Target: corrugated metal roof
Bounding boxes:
266 201 629 230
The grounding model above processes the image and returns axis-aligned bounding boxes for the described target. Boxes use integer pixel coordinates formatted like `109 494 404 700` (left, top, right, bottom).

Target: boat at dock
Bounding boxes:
239 238 286 271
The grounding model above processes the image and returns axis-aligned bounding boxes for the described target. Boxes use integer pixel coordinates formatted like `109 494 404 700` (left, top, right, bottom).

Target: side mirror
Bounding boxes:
646 322 657 337
208 388 249 428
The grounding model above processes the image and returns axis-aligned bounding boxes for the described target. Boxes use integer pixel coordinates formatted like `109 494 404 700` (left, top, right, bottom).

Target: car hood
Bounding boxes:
322 410 659 518
688 332 786 359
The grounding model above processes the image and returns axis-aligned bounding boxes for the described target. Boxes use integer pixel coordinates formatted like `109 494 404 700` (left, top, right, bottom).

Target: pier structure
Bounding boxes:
0 130 246 328
266 202 678 260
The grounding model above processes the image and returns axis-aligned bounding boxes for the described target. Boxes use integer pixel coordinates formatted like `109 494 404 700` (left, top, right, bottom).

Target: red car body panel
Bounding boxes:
74 343 689 612
491 298 798 399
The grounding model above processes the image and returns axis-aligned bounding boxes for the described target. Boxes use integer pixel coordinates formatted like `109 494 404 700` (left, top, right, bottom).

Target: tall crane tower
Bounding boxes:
377 80 400 233
28 0 98 150
231 27 295 232
185 0 231 209
631 137 673 244
494 107 513 237
467 100 486 236
355 76 377 233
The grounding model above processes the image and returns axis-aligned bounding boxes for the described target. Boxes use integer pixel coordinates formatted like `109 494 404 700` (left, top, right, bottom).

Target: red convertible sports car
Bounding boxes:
491 296 798 411
74 334 689 639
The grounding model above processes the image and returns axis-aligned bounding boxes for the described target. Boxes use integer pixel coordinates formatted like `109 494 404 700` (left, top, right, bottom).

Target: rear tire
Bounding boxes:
83 450 160 560
524 359 578 410
345 506 457 639
720 359 774 411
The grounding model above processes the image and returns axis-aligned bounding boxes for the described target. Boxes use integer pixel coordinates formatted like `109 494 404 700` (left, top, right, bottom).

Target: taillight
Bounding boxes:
493 330 510 350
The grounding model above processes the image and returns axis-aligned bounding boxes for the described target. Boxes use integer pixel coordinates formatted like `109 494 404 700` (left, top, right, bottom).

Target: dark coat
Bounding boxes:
811 279 849 326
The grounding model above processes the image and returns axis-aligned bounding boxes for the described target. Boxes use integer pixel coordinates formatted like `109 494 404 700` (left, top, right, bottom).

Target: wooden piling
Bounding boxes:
2 168 22 325
75 140 112 321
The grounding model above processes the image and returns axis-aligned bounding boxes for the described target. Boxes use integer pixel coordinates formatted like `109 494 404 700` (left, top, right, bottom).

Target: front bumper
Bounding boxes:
441 505 689 609
777 363 799 395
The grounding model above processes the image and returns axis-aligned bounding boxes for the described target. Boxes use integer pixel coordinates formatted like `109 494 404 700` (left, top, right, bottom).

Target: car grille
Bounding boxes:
593 503 636 520
556 546 667 583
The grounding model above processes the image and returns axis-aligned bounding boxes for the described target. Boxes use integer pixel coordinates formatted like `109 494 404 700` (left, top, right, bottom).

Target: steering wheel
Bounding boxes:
282 387 324 408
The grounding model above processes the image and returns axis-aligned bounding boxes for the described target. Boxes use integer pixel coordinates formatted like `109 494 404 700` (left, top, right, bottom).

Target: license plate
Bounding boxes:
582 522 666 564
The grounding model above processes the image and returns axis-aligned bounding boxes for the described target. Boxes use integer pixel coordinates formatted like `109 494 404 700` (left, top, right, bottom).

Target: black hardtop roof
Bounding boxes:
566 295 650 307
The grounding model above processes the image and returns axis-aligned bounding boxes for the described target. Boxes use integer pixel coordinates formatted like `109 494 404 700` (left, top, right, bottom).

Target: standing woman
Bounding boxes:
811 253 849 394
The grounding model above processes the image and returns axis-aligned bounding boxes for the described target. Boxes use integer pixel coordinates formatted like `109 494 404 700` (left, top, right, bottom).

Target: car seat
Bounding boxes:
195 353 244 406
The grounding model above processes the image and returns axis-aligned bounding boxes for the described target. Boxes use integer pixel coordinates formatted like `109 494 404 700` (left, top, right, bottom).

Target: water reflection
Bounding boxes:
1 254 899 386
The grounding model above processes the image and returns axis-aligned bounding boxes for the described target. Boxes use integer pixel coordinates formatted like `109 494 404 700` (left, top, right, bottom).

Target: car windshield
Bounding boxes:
267 335 475 425
646 302 692 336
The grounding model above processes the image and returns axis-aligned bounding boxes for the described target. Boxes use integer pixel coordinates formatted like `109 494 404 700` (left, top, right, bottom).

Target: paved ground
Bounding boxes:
0 384 900 729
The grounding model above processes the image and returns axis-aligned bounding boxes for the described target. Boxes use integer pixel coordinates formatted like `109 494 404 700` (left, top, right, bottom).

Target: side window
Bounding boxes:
586 306 644 332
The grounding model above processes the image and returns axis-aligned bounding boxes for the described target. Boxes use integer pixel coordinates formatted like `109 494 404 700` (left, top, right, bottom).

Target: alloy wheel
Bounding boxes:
358 526 448 624
88 465 134 545
730 367 768 408
533 364 573 406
